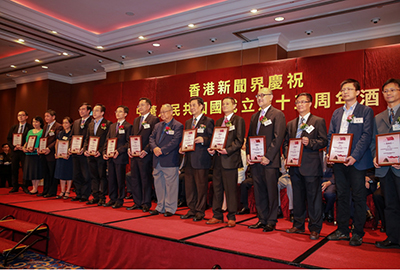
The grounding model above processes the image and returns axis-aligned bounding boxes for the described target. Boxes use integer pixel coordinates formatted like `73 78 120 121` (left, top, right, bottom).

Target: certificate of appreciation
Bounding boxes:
286 138 303 167
56 140 69 158
248 136 266 163
129 136 142 156
26 136 37 151
13 133 22 146
106 138 118 157
328 134 353 163
210 127 228 150
181 129 197 152
88 136 100 156
71 135 83 154
38 138 48 152
376 133 400 166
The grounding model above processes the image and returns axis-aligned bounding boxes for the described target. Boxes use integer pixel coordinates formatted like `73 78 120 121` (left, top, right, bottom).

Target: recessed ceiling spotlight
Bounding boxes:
176 45 182 49
210 38 217 43
68 73 73 77
10 65 16 68
35 59 41 63
17 39 25 43
371 17 380 24
22 70 27 73
147 50 153 54
51 30 58 34
188 23 195 28
125 12 134 16
121 55 126 59
93 69 97 72
138 36 145 40
305 30 313 35
153 43 160 47
96 46 104 49
98 59 103 63
275 16 284 22
250 9 258 14
62 52 69 56
42 66 48 69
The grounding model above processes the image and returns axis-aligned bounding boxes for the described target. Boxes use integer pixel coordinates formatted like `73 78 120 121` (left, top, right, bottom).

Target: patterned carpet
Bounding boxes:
0 251 83 269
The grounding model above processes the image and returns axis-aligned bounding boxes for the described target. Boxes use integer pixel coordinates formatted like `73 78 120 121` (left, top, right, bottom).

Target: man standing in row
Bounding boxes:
246 88 285 232
127 98 159 212
7 111 32 193
180 97 214 222
283 93 327 240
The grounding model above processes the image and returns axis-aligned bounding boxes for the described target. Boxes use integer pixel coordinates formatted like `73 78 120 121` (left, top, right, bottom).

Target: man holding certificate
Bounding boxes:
126 98 159 212
83 104 112 205
246 88 285 232
372 78 400 249
326 79 374 246
102 105 132 209
6 111 33 193
180 97 214 222
283 93 327 240
207 97 245 228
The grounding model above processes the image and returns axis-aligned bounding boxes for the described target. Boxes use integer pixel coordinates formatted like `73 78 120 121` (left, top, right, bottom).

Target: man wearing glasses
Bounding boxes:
372 78 400 249
246 88 286 232
149 104 183 216
283 93 327 240
326 79 374 246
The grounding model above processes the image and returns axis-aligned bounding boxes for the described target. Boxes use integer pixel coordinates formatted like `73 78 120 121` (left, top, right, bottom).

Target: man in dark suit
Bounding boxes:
7 110 33 193
246 88 286 232
83 104 112 204
102 105 132 209
70 103 92 202
149 104 183 216
372 78 400 249
39 109 62 197
207 97 245 228
327 79 374 246
283 93 327 240
126 98 159 212
180 97 214 222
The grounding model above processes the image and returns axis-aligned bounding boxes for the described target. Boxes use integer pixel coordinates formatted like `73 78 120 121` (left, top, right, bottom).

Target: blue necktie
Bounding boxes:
296 117 304 138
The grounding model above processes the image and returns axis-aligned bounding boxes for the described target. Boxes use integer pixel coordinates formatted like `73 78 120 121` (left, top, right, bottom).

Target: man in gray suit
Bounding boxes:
372 78 400 249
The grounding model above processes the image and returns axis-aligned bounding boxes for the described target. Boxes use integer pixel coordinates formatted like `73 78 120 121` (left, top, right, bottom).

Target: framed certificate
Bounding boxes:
328 134 353 163
129 136 142 156
38 138 48 152
70 135 83 154
106 138 118 157
248 136 266 163
88 136 100 156
286 138 304 167
376 133 400 166
26 135 37 151
56 140 69 158
210 127 229 150
12 133 22 146
181 129 197 152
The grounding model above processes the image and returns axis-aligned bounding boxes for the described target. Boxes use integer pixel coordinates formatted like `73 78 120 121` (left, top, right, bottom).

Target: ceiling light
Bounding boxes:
10 65 16 68
69 73 73 77
138 36 145 40
371 17 380 24
147 50 153 54
153 43 160 47
125 12 134 16
250 9 258 13
22 70 27 73
17 39 25 43
93 69 97 72
275 16 284 22
51 30 58 34
42 66 48 69
188 23 195 28
35 59 41 63
176 45 182 49
62 52 69 56
6 74 11 77
305 30 313 35
121 55 126 59
210 38 217 43
96 46 104 49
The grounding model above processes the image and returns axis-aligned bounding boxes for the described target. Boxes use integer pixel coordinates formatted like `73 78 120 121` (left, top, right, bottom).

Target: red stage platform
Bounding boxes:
0 187 398 269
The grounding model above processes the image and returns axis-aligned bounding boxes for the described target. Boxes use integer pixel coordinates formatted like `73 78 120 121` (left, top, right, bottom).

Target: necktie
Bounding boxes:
116 122 120 133
45 124 51 137
256 111 264 135
296 117 304 138
139 116 144 131
222 117 227 127
18 124 22 134
192 118 197 129
390 108 395 125
159 123 167 143
81 119 85 125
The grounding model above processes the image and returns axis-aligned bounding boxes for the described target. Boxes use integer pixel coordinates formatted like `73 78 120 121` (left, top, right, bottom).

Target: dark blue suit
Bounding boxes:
327 102 374 237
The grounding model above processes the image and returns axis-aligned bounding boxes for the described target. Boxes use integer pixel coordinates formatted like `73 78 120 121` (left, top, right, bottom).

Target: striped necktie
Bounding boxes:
296 117 304 138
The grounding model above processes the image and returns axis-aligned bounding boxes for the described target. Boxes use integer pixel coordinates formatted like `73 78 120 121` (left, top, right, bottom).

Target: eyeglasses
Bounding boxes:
340 88 356 92
294 100 310 105
255 93 271 98
382 88 400 94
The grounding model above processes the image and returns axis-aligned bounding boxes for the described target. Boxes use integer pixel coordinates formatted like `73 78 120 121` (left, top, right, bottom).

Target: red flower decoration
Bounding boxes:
164 126 171 133
119 125 124 129
101 123 106 127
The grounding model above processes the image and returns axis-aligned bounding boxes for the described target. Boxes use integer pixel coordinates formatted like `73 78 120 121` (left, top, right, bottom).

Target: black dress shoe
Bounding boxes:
86 199 99 205
112 202 123 209
44 194 55 198
263 224 276 232
22 187 30 194
326 214 334 223
126 204 142 210
71 197 81 201
164 211 173 217
248 221 266 229
349 234 363 246
180 213 195 219
193 214 204 222
177 200 186 207
79 198 88 202
327 230 350 241
103 201 115 207
36 193 44 197
125 194 133 200
98 199 105 206
149 210 159 215
142 205 150 212
236 208 250 215
375 239 400 249
9 188 19 193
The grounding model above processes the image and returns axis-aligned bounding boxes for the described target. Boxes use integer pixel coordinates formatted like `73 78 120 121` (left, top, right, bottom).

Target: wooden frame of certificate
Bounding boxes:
70 135 83 154
328 134 353 163
12 133 22 146
286 138 304 167
181 129 197 152
26 135 37 151
129 136 142 156
210 127 229 150
56 139 69 158
88 136 100 156
38 138 48 153
106 138 118 157
248 136 266 163
376 132 400 166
